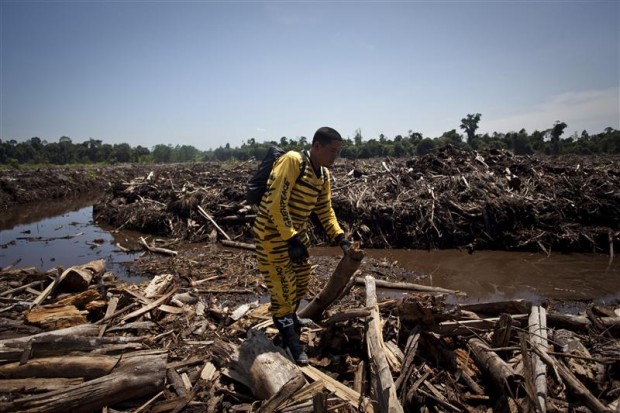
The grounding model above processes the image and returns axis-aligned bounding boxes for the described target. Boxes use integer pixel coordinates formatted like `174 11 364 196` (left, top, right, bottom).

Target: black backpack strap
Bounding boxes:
296 151 307 184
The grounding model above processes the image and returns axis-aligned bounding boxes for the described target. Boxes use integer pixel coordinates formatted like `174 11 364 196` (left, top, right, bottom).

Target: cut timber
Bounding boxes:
59 259 105 292
364 276 404 413
0 355 119 379
300 365 373 412
55 288 101 307
298 245 364 322
468 337 523 395
24 304 88 329
0 352 167 413
237 330 304 400
529 306 548 413
354 277 459 294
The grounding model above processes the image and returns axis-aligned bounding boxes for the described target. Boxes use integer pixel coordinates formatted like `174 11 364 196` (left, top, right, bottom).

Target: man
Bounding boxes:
253 126 351 365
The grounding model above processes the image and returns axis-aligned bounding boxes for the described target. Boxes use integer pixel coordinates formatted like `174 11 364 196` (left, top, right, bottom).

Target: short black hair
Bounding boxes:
312 127 342 145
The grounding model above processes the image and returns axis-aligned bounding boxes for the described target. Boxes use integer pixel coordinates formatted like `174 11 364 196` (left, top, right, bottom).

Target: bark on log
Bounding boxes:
468 337 523 395
24 304 88 329
0 378 84 393
364 276 404 413
0 352 167 413
59 259 105 292
0 355 119 379
0 324 99 348
237 330 304 400
298 246 364 322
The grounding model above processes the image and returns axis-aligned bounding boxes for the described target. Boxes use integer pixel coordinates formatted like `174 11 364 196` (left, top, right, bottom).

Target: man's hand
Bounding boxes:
287 235 309 264
335 234 352 254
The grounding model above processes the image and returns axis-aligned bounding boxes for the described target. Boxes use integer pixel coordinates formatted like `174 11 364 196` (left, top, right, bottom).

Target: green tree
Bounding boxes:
460 113 482 145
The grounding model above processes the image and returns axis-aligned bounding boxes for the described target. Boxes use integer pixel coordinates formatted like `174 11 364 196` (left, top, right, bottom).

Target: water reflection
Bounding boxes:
0 198 143 281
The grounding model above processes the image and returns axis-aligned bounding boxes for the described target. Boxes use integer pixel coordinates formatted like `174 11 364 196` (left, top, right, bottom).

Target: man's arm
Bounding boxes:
314 168 344 241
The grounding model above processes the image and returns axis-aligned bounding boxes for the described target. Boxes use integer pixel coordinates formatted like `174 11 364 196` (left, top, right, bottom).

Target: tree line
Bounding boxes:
1 115 618 167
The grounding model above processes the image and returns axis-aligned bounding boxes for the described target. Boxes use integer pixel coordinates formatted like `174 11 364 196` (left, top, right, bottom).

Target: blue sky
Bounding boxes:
1 0 618 151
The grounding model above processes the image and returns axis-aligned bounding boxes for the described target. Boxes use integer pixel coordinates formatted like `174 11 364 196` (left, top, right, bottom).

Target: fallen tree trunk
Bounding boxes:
0 355 119 379
365 276 404 413
0 352 167 413
298 245 364 322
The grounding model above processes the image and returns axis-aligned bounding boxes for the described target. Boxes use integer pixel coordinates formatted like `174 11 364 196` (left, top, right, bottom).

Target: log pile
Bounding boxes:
1 248 619 412
93 148 620 254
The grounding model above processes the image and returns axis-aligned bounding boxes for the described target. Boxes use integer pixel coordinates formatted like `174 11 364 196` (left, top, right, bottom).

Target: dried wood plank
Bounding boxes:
0 352 167 413
364 276 404 413
298 245 364 322
24 304 88 329
119 288 177 323
257 373 306 413
55 288 101 307
299 365 372 412
529 305 548 413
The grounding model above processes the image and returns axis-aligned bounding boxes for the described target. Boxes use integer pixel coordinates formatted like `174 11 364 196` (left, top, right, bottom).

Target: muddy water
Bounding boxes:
314 247 619 305
0 196 144 281
1 200 618 302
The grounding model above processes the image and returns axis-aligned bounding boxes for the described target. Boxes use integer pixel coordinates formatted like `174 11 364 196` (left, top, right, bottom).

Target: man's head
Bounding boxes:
311 127 342 167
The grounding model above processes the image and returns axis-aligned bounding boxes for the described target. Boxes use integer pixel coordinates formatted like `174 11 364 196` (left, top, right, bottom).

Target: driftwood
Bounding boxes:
354 277 460 295
138 237 178 256
468 337 523 395
0 352 167 413
364 276 404 413
298 245 364 321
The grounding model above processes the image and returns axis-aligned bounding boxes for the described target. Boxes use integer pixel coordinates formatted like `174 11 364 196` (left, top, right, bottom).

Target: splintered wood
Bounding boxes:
1 249 619 412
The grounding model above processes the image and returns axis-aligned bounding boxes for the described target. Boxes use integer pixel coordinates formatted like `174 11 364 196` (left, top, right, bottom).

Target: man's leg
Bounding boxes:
256 238 308 365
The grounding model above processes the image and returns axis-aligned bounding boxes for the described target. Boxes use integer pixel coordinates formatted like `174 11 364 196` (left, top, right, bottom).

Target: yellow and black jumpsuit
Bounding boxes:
253 150 344 318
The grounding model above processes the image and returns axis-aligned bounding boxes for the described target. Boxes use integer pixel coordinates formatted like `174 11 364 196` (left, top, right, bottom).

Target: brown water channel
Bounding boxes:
1 199 618 304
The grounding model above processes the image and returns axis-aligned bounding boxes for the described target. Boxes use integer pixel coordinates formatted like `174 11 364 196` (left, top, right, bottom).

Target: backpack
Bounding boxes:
246 146 307 205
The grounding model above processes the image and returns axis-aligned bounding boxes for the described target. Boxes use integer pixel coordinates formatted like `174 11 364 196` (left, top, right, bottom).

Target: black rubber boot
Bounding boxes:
273 315 309 365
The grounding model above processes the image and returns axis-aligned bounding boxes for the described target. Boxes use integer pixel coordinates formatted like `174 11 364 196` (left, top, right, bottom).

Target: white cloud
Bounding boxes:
481 87 620 135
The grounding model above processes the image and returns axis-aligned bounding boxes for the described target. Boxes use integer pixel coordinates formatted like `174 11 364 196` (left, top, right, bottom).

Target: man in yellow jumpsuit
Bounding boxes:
253 126 351 365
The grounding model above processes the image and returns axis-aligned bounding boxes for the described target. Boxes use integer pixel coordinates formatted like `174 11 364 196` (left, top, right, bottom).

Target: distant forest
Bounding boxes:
1 115 619 166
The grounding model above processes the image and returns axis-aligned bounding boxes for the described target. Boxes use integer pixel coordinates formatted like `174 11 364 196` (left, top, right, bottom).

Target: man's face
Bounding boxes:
314 140 342 167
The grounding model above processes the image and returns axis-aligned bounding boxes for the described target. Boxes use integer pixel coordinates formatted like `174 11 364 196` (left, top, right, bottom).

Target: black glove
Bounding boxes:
287 235 309 264
335 233 352 254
